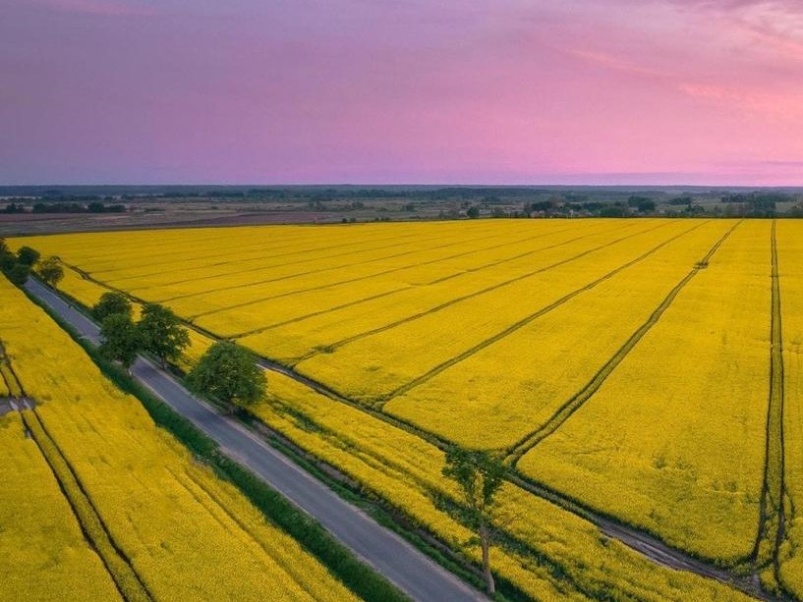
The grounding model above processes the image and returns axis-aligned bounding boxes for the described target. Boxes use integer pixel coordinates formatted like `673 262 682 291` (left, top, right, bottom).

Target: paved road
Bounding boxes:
25 278 485 602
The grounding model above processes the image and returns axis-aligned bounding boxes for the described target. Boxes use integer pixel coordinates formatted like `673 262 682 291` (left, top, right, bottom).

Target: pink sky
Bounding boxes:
2 0 803 185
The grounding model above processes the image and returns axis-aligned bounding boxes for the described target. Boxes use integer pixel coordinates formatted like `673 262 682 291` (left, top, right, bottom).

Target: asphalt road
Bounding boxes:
25 278 485 602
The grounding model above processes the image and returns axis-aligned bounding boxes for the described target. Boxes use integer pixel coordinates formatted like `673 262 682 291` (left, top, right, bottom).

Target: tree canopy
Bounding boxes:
16 246 40 267
138 304 190 368
442 447 506 595
99 314 141 371
92 291 133 322
38 256 64 288
187 341 266 409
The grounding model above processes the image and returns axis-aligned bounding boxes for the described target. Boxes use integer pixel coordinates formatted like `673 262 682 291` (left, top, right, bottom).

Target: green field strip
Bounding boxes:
752 220 788 588
381 220 710 406
163 226 524 307
504 220 741 464
21 409 154 602
230 220 637 341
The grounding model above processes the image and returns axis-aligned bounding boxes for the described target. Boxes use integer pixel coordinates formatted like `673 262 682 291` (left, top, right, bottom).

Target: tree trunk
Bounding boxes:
480 522 495 595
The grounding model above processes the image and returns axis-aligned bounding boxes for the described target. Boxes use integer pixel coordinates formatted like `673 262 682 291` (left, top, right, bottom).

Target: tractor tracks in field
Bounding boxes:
232 220 651 344
34 221 793 602
278 220 666 361
503 220 740 464
381 220 708 406
99 225 431 284
186 220 644 322
750 219 790 593
253 334 783 601
166 227 512 307
1 355 153 602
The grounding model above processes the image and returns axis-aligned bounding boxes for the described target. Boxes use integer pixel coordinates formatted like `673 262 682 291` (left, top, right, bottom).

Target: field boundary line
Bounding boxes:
750 219 789 592
276 220 664 360
24 267 787 602
21 408 154 602
157 222 567 303
2 344 152 601
231 220 644 341
185 222 644 320
97 225 430 283
381 220 710 406
504 220 741 464
162 227 510 305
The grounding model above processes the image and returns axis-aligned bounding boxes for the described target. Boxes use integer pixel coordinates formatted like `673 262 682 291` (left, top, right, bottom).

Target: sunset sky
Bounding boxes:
2 0 803 185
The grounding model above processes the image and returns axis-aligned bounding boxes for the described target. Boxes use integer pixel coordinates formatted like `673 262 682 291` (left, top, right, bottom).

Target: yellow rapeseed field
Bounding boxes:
0 274 359 602
518 220 771 563
256 370 753 602
10 218 801 592
0 412 122 602
777 220 803 598
383 220 732 446
294 220 688 401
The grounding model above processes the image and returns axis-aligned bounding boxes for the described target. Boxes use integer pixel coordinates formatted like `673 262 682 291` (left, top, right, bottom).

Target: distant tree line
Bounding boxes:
720 192 785 217
2 201 126 214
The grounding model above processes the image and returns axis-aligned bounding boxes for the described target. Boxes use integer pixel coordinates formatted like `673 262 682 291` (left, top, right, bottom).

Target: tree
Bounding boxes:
16 246 40 267
187 341 266 410
38 256 64 288
92 292 132 322
137 303 190 368
442 447 506 595
99 314 141 372
5 263 30 286
466 206 480 219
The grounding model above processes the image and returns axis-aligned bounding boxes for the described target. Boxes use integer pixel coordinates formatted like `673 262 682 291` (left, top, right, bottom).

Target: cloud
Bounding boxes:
669 0 803 56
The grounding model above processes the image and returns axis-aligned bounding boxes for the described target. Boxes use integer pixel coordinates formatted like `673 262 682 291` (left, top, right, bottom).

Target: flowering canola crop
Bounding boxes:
11 218 802 597
0 274 359 602
519 220 771 562
776 220 803 598
0 412 122 602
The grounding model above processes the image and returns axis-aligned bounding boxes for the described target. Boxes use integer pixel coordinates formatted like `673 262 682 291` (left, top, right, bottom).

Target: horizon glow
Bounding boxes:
2 0 803 186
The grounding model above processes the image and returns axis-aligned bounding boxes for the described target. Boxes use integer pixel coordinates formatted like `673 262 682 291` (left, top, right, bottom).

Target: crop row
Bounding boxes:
0 411 122 601
0 274 361 602
776 220 803 599
253 370 754 601
518 220 772 564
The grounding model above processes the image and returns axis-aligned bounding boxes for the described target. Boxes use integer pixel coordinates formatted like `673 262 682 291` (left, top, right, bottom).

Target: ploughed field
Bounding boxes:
12 218 803 600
